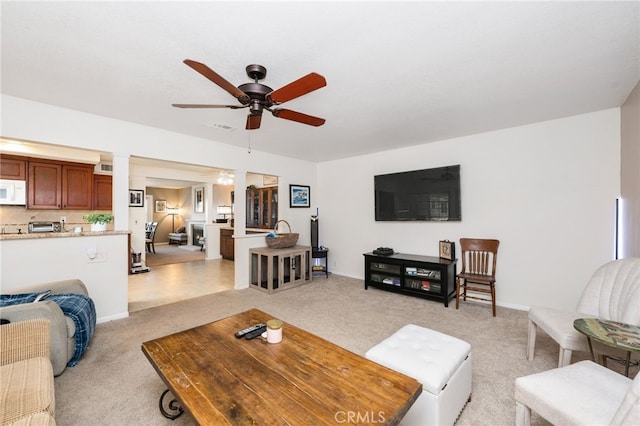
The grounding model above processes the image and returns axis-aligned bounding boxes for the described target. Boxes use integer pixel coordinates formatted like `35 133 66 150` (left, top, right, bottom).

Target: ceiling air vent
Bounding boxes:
94 162 113 175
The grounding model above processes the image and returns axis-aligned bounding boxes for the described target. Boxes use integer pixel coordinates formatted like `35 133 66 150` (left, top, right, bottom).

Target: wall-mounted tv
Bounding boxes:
375 165 461 221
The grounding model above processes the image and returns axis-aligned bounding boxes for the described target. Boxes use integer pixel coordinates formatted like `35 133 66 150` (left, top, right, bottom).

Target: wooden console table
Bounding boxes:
250 245 312 293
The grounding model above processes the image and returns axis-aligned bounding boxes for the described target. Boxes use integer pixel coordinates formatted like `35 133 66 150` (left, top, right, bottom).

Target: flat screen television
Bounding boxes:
375 165 461 221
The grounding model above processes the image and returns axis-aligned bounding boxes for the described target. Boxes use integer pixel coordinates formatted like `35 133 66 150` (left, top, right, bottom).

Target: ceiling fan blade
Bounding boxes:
246 113 262 130
267 72 326 104
172 104 247 109
271 108 326 127
183 59 250 103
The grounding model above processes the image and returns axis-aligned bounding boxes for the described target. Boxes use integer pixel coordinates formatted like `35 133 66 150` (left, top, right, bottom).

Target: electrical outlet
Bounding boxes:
60 216 66 223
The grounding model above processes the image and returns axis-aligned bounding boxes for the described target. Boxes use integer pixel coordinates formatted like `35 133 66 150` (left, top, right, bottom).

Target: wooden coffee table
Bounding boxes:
142 308 422 425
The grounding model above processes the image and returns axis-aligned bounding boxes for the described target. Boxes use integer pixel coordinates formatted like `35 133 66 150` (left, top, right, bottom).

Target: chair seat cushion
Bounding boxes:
365 324 471 395
515 360 631 425
457 272 494 283
0 357 55 425
528 306 590 352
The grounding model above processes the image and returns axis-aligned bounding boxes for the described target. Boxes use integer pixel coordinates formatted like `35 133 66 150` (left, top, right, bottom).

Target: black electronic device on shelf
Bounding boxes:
373 247 394 256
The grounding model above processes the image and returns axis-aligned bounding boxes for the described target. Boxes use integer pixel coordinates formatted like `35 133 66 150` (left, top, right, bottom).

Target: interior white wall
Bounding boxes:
0 234 129 323
317 109 621 311
0 94 626 313
1 95 317 318
621 81 640 258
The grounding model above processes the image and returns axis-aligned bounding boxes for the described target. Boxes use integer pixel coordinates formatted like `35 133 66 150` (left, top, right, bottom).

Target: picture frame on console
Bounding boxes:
439 240 455 260
289 184 310 208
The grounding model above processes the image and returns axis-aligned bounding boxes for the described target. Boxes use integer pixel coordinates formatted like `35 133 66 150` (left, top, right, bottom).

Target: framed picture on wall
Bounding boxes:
289 184 310 208
129 189 144 207
263 175 278 185
194 187 204 213
155 200 167 213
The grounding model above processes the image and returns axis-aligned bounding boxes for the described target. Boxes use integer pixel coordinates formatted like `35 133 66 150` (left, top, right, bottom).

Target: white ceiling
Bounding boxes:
1 1 638 163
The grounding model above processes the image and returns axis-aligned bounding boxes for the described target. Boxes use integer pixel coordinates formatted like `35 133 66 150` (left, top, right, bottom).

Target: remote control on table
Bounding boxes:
235 323 266 338
244 325 267 340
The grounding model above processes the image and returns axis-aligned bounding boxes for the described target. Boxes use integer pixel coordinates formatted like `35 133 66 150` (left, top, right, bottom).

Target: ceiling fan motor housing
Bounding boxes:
238 82 273 114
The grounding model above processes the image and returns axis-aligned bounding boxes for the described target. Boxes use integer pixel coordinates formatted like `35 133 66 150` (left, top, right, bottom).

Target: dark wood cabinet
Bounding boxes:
363 252 457 307
62 163 93 210
0 154 27 180
28 160 62 209
28 159 93 210
220 228 235 260
246 187 278 229
93 175 113 210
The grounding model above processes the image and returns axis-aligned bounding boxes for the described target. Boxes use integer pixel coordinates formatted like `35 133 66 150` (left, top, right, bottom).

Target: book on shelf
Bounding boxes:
382 277 401 286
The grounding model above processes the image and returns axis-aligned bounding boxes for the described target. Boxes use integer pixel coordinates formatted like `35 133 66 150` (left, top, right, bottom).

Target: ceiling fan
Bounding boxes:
172 59 327 130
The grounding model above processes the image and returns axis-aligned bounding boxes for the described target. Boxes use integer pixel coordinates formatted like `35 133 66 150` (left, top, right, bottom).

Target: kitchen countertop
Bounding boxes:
0 230 130 240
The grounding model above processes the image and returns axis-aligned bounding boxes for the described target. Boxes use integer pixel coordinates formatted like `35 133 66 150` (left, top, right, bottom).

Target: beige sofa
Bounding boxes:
0 318 56 425
0 279 88 376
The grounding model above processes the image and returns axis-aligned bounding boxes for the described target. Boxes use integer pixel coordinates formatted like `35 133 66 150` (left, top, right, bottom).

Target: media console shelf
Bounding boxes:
363 252 457 307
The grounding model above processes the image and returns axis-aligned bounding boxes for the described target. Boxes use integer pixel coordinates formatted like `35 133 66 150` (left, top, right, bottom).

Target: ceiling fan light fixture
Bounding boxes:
217 171 234 185
173 60 326 130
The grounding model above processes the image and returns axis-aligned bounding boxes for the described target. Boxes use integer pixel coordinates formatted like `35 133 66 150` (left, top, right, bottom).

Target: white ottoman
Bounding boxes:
365 324 472 426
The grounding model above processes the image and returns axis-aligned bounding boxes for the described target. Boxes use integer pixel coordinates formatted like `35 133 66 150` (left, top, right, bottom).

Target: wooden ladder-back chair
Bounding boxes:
456 238 500 316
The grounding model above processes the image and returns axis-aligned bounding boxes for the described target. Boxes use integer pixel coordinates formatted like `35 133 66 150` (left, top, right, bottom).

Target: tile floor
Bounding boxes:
128 259 235 312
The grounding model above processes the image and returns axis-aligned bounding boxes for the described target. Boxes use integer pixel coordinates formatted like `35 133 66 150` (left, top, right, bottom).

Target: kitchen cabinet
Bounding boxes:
93 175 112 210
28 160 93 210
246 187 278 229
220 228 234 260
0 154 26 180
219 228 266 261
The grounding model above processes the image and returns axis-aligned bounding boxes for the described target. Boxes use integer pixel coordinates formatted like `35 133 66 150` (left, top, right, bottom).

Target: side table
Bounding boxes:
312 247 329 278
573 318 640 376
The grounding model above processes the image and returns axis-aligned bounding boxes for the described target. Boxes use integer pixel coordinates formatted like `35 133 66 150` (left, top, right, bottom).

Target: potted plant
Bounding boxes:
83 212 113 231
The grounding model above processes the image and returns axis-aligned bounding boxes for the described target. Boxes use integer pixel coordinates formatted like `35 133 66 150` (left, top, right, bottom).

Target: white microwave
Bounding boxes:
0 179 27 205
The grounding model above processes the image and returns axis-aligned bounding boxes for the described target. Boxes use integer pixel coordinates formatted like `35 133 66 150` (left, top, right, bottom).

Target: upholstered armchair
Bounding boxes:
0 279 90 376
527 258 640 367
515 360 639 426
168 226 188 245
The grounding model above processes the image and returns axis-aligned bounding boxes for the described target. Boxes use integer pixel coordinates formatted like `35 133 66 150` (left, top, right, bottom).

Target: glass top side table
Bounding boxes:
573 318 640 376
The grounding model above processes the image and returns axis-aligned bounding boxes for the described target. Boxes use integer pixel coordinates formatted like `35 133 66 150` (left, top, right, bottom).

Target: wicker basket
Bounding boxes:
265 220 299 249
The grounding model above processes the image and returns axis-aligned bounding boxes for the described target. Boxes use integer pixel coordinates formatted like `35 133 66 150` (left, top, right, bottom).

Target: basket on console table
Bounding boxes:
265 220 299 249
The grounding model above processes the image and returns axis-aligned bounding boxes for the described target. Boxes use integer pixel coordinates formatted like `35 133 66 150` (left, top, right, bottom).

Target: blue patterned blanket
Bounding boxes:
42 293 96 366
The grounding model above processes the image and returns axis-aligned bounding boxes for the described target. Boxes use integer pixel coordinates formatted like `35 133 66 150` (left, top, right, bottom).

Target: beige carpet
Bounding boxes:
144 244 204 267
54 274 636 425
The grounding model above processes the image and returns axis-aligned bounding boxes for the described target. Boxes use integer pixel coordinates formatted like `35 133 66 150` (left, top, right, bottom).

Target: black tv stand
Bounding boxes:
363 252 457 307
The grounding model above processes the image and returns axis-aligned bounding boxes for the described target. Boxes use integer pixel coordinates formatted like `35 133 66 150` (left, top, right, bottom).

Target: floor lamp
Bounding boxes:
167 208 180 232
